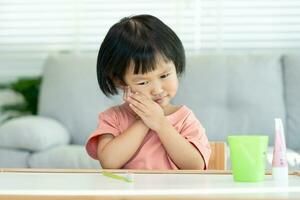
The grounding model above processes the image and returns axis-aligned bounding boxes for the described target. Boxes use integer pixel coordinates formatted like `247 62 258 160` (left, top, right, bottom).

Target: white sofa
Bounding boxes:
0 53 300 170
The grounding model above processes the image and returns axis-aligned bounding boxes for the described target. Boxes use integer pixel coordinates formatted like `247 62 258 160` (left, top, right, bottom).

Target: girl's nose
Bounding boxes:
151 81 163 95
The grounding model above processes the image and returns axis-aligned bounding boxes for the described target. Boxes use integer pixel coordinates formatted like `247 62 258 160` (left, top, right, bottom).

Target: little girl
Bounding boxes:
86 14 211 170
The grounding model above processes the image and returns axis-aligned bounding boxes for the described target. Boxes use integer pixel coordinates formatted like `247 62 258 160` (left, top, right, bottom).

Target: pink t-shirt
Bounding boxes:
85 103 211 170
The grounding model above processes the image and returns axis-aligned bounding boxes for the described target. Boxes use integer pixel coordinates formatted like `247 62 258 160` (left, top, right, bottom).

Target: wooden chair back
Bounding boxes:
207 142 226 170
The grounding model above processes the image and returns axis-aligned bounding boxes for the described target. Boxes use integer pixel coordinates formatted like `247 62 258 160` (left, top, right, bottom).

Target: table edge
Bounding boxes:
0 168 299 176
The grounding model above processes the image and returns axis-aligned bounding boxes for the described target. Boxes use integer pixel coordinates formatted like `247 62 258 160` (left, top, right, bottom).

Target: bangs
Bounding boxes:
130 49 170 75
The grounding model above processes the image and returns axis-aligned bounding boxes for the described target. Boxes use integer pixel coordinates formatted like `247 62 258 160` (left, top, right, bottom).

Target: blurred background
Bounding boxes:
0 0 300 169
0 0 300 122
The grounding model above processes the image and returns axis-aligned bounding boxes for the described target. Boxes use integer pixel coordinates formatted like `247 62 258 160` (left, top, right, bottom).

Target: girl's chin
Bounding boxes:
160 101 172 109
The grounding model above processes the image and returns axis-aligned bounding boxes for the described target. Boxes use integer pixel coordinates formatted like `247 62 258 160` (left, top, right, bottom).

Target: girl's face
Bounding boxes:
123 56 179 109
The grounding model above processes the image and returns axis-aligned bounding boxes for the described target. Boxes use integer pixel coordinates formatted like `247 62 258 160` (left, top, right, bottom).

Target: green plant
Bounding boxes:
0 76 42 121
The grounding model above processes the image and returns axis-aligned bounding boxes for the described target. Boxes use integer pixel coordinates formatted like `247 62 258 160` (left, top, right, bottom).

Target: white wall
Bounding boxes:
1 0 300 78
0 0 300 111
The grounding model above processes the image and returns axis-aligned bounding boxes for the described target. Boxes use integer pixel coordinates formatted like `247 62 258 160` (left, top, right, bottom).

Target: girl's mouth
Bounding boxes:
154 96 166 104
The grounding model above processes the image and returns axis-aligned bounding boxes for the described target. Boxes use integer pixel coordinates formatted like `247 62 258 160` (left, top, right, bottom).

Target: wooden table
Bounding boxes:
0 169 299 200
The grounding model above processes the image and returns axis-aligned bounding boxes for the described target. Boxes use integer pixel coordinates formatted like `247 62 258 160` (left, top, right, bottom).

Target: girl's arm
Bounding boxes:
156 118 205 170
97 119 149 169
128 92 205 170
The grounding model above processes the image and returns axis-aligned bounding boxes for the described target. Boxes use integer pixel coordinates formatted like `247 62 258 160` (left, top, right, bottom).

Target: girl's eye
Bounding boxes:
160 73 170 79
137 81 149 85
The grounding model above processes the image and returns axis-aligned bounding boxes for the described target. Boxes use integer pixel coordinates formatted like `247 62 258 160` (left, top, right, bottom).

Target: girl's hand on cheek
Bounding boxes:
128 92 166 131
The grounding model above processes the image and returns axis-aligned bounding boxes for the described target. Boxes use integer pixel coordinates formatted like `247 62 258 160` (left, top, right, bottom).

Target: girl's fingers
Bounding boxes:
128 96 147 112
129 103 144 117
130 92 150 105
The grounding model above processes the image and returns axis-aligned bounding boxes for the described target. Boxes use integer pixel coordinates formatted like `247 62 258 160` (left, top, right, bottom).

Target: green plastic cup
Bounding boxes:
228 135 268 182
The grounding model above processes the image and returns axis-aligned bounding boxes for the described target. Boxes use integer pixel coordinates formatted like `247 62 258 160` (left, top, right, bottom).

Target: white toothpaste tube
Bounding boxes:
272 118 288 180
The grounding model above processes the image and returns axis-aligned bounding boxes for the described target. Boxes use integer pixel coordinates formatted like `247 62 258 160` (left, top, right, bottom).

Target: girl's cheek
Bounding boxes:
129 86 142 93
130 86 149 96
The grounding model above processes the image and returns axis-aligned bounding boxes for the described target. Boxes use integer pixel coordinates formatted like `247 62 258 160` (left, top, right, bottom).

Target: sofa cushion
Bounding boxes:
174 54 286 146
266 147 300 171
28 145 100 168
226 146 300 171
39 54 122 145
0 148 29 168
0 116 70 151
282 54 300 151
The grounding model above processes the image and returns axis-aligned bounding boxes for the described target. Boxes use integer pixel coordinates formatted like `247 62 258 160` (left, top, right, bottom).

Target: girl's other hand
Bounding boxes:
128 92 166 131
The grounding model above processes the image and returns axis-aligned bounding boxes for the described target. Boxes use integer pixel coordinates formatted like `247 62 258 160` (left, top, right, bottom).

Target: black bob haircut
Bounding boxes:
97 14 186 97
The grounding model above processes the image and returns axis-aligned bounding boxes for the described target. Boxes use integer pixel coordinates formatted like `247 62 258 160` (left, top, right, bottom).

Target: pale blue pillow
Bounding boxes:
0 116 70 151
28 145 99 168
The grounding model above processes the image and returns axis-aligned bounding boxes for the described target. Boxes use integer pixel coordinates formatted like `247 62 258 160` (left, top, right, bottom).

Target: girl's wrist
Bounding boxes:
135 119 149 132
153 116 170 133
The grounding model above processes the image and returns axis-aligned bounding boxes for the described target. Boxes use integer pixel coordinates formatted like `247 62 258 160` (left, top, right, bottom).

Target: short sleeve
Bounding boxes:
85 108 121 159
180 112 211 169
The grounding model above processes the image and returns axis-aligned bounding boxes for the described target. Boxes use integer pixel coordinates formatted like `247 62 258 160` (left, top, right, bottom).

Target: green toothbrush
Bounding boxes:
102 171 133 183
